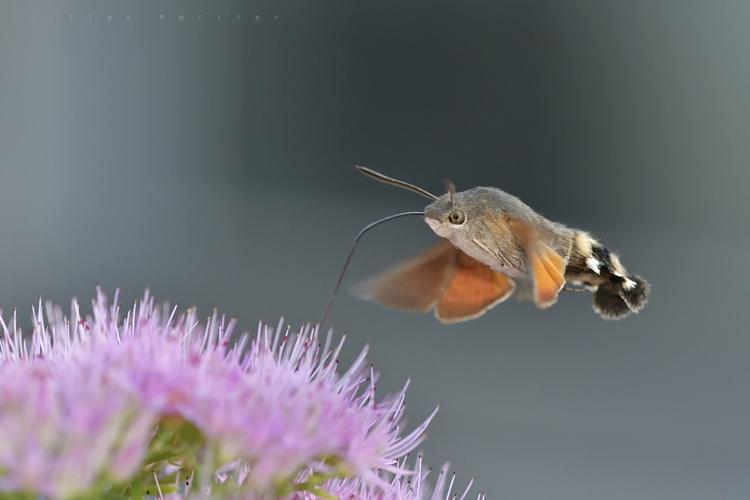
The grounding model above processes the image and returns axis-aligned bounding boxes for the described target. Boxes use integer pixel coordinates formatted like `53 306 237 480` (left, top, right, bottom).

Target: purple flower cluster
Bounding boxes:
290 455 485 500
0 327 155 497
0 289 479 499
163 455 484 500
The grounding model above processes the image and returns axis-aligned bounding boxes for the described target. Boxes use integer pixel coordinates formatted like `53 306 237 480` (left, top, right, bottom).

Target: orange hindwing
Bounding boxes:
528 243 566 308
355 241 516 322
434 251 516 323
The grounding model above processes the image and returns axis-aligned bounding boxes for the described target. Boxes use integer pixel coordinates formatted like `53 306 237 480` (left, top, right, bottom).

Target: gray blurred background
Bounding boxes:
1 0 749 498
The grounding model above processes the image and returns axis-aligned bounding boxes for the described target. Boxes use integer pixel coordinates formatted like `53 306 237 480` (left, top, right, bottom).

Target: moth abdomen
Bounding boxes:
566 231 651 320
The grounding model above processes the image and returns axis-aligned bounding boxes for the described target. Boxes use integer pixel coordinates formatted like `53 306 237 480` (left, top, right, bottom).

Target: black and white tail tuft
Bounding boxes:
590 245 651 320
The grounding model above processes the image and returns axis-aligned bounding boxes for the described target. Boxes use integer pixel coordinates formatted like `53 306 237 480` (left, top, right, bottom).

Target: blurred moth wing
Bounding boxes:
353 241 516 323
527 242 567 308
505 217 568 308
353 241 455 312
434 249 516 323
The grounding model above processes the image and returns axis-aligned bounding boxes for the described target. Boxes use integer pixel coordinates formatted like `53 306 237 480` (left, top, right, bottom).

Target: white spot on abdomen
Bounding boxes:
586 257 601 274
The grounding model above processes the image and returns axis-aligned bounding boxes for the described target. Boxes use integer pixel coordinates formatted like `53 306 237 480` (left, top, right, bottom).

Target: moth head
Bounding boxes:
352 166 484 240
423 183 503 241
424 190 472 238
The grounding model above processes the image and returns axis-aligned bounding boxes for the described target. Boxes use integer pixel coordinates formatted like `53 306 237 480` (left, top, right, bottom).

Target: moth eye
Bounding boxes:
448 209 466 225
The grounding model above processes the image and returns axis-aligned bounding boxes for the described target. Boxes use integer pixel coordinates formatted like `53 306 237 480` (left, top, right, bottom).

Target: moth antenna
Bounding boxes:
356 165 438 201
319 211 425 327
444 179 456 203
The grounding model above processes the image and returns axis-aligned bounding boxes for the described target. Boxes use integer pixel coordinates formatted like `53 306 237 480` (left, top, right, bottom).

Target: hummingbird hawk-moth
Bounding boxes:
321 166 650 325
